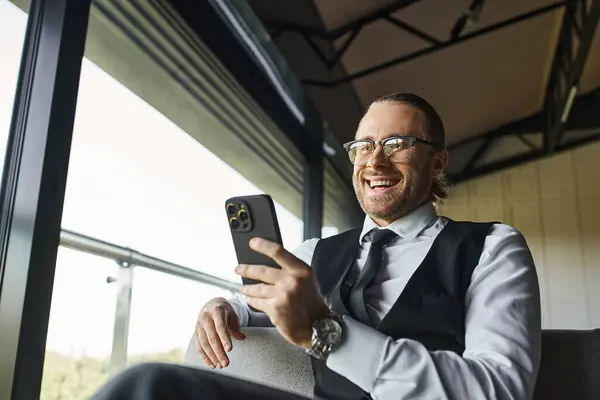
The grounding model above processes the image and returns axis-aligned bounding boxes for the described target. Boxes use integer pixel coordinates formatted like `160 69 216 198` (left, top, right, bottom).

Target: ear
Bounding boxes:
432 150 448 176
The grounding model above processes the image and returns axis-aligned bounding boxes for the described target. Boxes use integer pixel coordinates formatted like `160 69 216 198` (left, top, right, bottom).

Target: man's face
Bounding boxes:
352 102 446 225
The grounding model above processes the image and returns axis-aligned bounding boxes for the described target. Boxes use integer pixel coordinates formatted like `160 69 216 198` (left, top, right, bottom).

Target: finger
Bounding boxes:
231 330 246 340
245 296 269 313
213 309 233 355
235 264 282 284
195 321 210 357
198 327 221 368
228 312 246 341
195 336 215 369
249 238 300 272
206 318 230 368
239 283 277 299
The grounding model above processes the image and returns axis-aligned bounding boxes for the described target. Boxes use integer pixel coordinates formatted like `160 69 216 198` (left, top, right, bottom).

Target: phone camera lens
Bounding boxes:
227 203 237 214
238 210 248 222
230 218 240 229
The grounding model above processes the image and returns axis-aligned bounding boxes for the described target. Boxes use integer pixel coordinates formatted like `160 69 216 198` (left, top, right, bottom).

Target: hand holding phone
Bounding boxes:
226 195 331 349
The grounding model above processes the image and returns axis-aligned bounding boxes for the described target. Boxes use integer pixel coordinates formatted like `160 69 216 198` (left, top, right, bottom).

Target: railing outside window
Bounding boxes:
58 229 240 374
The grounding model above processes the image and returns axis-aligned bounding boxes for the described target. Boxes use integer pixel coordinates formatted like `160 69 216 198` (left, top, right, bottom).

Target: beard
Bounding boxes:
353 166 431 223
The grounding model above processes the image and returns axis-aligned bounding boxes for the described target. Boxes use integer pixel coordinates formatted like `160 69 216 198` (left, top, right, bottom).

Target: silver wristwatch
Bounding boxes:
306 310 345 360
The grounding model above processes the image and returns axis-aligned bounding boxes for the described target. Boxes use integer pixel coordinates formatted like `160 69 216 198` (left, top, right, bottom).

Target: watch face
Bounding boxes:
316 318 343 345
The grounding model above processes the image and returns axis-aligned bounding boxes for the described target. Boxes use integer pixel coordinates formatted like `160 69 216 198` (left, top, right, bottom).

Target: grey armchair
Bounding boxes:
533 329 600 400
183 328 600 400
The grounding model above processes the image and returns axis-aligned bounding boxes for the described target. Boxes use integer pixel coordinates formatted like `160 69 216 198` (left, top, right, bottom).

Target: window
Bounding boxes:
126 268 231 364
41 249 119 399
25 1 308 397
2 2 336 398
61 60 304 282
0 0 28 176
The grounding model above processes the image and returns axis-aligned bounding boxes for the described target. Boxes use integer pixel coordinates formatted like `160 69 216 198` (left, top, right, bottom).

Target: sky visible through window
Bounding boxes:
0 1 337 358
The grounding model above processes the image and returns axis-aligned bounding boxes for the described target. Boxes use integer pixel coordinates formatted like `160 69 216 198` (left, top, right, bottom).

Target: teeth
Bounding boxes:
369 180 398 188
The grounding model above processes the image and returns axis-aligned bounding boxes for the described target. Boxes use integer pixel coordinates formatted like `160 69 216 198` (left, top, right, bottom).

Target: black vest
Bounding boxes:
310 219 494 400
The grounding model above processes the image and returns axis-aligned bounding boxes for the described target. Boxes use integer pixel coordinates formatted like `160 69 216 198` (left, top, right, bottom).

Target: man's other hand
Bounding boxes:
195 297 246 369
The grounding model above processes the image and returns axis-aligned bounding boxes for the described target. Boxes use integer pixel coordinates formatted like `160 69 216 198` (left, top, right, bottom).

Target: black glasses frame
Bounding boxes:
342 135 444 165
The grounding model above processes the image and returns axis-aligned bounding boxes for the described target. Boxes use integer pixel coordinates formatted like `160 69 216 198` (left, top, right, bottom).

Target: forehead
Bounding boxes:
356 102 423 140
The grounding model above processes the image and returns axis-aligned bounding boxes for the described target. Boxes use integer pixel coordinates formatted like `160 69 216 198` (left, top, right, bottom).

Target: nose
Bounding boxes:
367 143 389 169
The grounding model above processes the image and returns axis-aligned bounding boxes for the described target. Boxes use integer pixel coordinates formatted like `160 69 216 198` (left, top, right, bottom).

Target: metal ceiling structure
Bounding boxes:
247 0 600 183
446 88 600 183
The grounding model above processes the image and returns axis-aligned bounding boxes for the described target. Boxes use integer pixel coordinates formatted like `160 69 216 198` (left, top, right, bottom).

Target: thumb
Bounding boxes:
228 311 246 340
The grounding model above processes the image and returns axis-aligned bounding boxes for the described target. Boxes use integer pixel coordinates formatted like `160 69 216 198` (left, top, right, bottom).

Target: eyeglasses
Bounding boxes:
342 135 443 166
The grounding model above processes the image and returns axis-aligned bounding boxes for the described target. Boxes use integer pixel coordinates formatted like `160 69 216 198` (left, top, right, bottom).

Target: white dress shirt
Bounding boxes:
229 203 542 400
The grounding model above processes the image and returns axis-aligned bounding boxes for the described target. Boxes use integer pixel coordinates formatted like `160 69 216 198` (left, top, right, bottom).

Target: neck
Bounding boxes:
370 201 431 227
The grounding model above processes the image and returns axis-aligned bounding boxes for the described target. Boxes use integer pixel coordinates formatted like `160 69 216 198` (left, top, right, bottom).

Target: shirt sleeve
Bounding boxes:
326 224 542 400
227 238 320 328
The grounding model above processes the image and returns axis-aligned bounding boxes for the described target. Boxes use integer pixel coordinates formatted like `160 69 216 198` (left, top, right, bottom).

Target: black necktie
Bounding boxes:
348 229 397 325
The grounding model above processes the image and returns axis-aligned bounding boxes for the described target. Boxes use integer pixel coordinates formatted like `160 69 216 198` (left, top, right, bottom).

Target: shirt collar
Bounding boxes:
359 202 438 243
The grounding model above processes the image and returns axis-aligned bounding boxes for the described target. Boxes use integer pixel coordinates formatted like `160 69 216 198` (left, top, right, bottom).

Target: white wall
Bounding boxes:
442 141 600 330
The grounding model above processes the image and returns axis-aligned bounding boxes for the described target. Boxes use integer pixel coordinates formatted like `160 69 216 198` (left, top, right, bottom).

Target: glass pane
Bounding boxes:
41 248 118 400
0 1 28 177
322 226 339 238
127 268 231 364
45 2 310 395
61 59 303 284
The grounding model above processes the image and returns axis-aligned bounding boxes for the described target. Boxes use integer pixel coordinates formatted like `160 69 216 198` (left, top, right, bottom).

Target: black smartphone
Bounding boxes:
225 194 283 287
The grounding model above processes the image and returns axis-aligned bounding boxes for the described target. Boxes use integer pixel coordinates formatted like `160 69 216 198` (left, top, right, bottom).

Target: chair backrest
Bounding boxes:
533 329 600 400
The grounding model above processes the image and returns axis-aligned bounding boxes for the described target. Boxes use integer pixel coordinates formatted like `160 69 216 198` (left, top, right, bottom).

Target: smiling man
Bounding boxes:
348 94 447 227
91 93 541 400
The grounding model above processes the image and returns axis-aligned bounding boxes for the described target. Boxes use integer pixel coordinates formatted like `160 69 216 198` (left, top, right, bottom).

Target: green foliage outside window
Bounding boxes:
41 349 185 400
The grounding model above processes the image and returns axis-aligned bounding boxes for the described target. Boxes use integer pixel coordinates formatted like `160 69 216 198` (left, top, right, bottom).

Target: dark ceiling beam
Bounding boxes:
447 88 600 184
302 34 331 67
267 0 425 70
264 0 424 41
448 131 600 184
447 111 547 152
447 88 600 151
515 132 538 150
299 29 363 70
383 15 442 45
566 89 600 130
461 136 497 173
326 0 425 40
327 27 362 69
450 0 487 40
543 0 600 152
302 0 573 87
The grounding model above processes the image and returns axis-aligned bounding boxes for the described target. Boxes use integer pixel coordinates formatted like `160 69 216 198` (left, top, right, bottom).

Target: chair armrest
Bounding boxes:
182 327 315 398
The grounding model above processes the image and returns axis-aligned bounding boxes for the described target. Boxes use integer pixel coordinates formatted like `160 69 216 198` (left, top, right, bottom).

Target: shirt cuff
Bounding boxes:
228 293 273 327
228 294 250 327
326 316 389 392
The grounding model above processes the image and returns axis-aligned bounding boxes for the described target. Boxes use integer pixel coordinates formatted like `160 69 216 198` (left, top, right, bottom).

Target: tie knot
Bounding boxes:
368 229 397 247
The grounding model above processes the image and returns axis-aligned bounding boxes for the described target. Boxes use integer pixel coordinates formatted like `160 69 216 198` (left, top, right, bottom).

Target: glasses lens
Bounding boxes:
384 137 412 163
348 141 373 165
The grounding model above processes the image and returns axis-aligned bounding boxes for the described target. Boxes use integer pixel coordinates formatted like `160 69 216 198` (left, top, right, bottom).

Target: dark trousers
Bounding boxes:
90 362 311 400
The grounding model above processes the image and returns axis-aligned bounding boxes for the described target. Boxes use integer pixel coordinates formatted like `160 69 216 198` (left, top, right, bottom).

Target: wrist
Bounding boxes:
299 303 332 349
313 302 331 323
305 303 330 346
306 309 345 360
299 335 312 350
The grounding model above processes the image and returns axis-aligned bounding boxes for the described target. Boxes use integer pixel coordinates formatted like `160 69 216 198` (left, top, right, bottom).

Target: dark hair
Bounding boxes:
370 92 450 205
